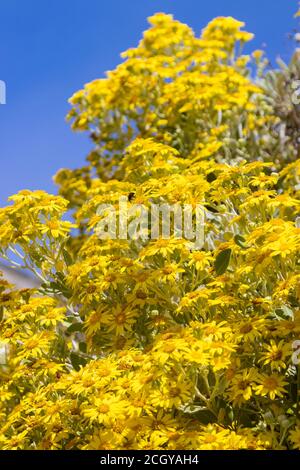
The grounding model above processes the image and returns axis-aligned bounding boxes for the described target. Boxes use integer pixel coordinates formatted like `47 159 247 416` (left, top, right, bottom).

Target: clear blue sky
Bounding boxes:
0 0 297 205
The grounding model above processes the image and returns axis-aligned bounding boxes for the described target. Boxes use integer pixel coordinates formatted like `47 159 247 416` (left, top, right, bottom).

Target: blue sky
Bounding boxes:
0 0 297 205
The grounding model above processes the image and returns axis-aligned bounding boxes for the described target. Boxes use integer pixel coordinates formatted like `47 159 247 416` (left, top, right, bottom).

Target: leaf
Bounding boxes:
49 281 62 291
62 249 73 266
275 306 293 320
29 250 44 264
206 172 217 183
214 249 231 276
193 409 216 425
234 234 248 249
204 203 219 214
66 322 83 334
45 277 72 298
70 353 87 371
79 342 87 353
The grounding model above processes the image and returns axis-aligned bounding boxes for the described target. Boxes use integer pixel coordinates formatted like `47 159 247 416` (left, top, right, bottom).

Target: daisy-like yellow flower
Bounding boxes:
17 332 54 360
82 396 128 425
39 307 66 327
176 288 210 313
0 430 29 450
234 317 267 343
196 424 248 450
289 424 300 449
42 399 70 425
33 360 65 378
106 306 138 335
252 49 264 61
210 351 233 372
140 409 178 433
186 344 210 366
39 217 75 238
99 269 125 290
78 280 102 304
152 335 192 365
150 377 194 409
276 310 300 336
227 368 259 405
84 306 110 339
82 429 123 450
188 251 212 271
194 320 232 341
156 263 185 283
140 238 188 259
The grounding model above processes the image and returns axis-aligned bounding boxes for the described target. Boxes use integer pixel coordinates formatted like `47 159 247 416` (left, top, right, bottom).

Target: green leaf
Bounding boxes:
66 322 83 334
79 342 87 353
62 249 73 266
30 250 44 264
275 306 293 320
204 203 219 214
55 272 66 281
49 281 62 291
214 249 231 276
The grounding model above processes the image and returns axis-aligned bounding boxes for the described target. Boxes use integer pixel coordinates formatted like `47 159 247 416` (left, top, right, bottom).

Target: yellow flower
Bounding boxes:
252 49 264 61
39 307 66 327
228 368 259 405
289 424 300 449
0 430 29 450
106 306 138 335
150 378 194 409
83 396 128 425
234 317 267 342
84 306 109 339
17 332 54 360
188 251 212 271
156 263 185 283
140 238 188 259
195 321 232 340
152 337 191 365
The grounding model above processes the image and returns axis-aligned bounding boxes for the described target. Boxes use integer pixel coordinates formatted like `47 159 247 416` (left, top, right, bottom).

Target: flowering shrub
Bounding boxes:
0 13 300 450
